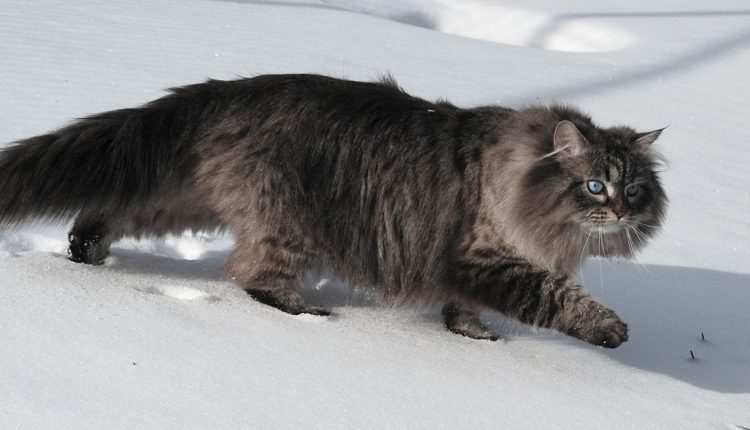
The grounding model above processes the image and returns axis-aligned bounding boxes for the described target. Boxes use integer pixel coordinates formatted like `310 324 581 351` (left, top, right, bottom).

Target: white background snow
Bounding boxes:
1 0 749 428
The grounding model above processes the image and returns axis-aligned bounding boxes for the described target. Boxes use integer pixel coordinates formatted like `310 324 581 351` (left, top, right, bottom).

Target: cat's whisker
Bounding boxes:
597 227 605 292
633 220 680 247
577 225 598 239
624 227 634 255
627 227 639 256
578 225 592 288
598 226 609 259
537 145 569 160
633 221 661 229
630 224 650 247
628 227 659 277
629 229 645 249
633 244 656 277
603 228 616 268
625 226 655 277
624 228 641 275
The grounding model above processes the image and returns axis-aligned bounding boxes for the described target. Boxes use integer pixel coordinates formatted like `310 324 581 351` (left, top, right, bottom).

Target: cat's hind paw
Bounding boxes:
443 302 501 341
247 288 331 316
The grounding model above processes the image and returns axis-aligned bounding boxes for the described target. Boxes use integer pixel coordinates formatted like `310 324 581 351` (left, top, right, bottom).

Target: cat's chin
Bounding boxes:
582 222 624 235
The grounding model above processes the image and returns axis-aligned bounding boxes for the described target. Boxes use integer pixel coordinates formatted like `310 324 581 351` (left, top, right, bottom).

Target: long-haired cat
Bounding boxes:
0 74 667 347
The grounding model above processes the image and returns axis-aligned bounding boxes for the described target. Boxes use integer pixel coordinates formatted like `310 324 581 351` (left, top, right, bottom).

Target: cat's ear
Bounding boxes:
634 127 667 145
553 120 588 156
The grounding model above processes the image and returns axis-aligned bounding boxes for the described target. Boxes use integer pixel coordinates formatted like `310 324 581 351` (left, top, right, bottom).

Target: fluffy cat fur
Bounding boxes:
0 74 667 347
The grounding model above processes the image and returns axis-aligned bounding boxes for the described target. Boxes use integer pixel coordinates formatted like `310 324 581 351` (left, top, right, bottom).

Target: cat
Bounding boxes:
0 74 667 347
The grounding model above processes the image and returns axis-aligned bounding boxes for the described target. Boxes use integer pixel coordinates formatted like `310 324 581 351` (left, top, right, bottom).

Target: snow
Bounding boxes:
1 0 748 428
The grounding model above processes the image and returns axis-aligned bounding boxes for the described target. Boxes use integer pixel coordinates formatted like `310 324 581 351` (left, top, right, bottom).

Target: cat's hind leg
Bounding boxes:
225 233 330 316
442 301 500 341
68 214 113 265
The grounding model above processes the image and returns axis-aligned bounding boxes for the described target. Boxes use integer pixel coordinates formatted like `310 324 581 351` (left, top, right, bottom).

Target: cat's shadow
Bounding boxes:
482 262 750 394
105 246 378 308
105 247 749 394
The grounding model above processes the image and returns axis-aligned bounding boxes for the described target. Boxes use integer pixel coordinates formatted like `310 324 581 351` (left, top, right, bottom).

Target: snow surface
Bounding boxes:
1 0 749 429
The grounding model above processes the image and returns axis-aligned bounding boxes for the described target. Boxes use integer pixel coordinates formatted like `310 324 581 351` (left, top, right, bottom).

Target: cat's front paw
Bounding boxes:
569 307 629 348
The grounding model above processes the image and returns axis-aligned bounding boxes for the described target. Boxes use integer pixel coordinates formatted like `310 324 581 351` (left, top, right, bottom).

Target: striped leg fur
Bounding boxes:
451 257 628 348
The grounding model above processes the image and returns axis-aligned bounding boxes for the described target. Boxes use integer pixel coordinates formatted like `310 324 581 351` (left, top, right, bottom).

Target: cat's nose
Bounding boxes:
610 201 627 220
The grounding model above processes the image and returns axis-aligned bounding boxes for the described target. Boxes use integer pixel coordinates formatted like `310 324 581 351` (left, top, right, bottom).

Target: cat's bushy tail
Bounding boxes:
0 93 200 227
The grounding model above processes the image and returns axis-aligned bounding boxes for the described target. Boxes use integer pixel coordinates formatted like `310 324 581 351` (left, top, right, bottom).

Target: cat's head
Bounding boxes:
523 114 668 258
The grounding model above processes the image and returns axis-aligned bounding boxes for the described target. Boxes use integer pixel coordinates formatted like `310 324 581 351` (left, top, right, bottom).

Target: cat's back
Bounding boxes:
228 73 439 120
195 74 451 157
203 73 465 180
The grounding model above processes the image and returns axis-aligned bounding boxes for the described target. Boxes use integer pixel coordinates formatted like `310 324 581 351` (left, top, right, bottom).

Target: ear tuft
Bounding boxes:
634 126 668 145
553 120 588 156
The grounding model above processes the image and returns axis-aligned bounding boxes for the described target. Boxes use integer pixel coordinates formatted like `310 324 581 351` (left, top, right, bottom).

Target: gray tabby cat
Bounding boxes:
0 74 667 347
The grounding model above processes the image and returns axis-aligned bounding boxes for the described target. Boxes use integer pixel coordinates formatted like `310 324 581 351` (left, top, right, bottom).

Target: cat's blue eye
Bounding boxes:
625 183 640 197
586 180 604 195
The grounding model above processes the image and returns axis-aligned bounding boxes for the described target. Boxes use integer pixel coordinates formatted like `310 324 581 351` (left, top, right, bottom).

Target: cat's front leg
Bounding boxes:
450 257 628 348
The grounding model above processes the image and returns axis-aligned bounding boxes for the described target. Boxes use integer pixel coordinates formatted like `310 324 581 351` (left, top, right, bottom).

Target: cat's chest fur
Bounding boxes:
468 143 590 274
469 204 586 274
